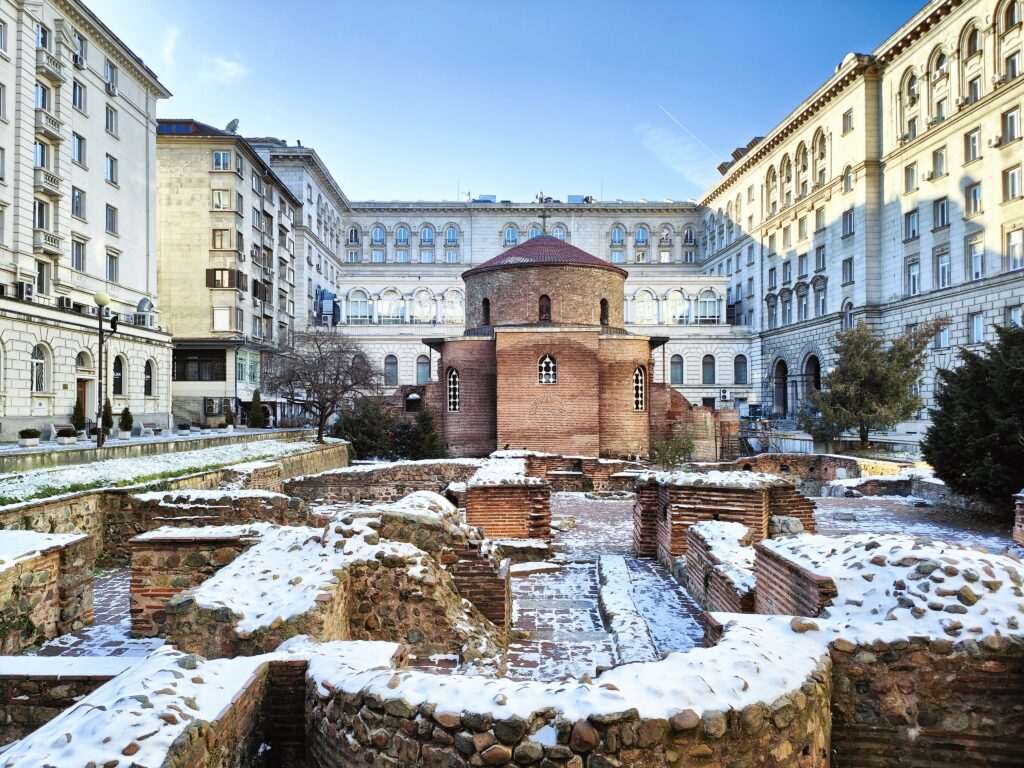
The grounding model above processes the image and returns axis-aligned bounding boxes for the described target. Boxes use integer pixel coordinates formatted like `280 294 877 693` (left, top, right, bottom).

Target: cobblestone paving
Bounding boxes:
28 569 163 658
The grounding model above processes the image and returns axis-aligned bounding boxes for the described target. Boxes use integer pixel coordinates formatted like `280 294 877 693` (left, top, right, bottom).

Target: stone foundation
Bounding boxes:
465 484 552 539
0 534 95 653
709 452 908 482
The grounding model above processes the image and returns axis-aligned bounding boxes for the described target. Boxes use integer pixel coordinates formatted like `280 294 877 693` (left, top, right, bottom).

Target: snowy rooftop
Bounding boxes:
636 469 791 490
0 531 88 573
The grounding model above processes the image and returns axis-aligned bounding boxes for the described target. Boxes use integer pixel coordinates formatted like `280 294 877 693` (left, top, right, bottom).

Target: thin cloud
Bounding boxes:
161 26 180 67
636 121 719 195
199 57 247 83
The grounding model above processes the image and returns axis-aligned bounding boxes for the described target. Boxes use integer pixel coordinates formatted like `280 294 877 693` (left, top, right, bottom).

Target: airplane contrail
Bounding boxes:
657 104 720 160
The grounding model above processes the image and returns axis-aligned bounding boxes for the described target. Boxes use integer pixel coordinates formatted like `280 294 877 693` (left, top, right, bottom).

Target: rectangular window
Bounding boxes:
798 252 808 277
746 244 754 265
212 307 230 331
904 209 919 240
768 234 777 255
906 259 921 296
842 257 854 284
965 182 982 215
371 249 384 263
968 239 984 280
798 216 807 240
348 250 360 263
933 147 946 177
0 83 5 120
782 226 792 248
72 80 85 111
842 208 855 236
1008 229 1023 271
1003 108 1020 142
212 229 229 249
1008 305 1022 328
1007 51 1021 79
937 248 952 288
935 98 947 122
71 239 85 271
798 292 809 321
71 187 85 219
105 205 118 235
815 207 825 231
816 287 827 317
446 250 458 263
0 22 7 53
33 199 49 230
635 250 648 263
106 251 119 282
104 59 118 87
105 105 118 135
815 245 826 271
421 250 435 264
969 312 984 344
905 162 917 192
908 116 918 139
968 76 981 103
35 23 49 49
935 325 950 348
965 129 980 161
35 259 50 295
768 267 777 289
933 197 949 228
212 151 230 171
251 208 261 228
842 109 853 133
105 154 118 184
1004 166 1022 201
396 250 409 263
782 261 792 283
782 298 792 325
212 190 229 210
35 82 49 110
33 141 48 168
747 276 754 297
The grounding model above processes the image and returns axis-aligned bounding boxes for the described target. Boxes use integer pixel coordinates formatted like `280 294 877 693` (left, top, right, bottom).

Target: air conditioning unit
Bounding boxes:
955 96 969 107
57 296 73 309
931 70 944 81
16 281 34 301
923 170 934 181
899 132 910 144
925 116 939 127
89 305 99 316
992 74 1008 85
987 135 1003 147
72 53 85 69
319 315 330 327
105 81 118 97
719 388 731 401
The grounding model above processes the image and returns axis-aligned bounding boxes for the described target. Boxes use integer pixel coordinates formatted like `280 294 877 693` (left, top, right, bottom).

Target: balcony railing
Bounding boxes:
34 108 63 140
33 228 62 255
35 48 65 82
33 167 61 197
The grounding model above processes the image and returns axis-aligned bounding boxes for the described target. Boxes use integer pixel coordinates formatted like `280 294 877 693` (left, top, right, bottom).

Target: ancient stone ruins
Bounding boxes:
0 436 1021 767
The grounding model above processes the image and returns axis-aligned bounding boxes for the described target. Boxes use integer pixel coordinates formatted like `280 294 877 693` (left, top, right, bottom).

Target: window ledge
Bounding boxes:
932 224 951 233
841 232 855 240
841 280 855 287
903 236 920 243
963 157 983 167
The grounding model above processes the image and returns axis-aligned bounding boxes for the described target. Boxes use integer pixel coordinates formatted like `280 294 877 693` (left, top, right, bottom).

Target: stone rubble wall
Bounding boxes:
0 535 95 654
465 484 552 540
708 452 908 481
129 532 252 637
684 526 755 614
830 635 1024 767
0 667 120 744
305 661 833 768
752 542 838 617
284 461 480 505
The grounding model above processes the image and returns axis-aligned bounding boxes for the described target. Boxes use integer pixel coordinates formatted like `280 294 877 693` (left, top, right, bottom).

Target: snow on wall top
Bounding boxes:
635 470 790 490
132 489 289 503
295 458 483 481
0 530 88 573
690 521 756 593
759 533 1024 644
467 458 546 488
132 523 266 542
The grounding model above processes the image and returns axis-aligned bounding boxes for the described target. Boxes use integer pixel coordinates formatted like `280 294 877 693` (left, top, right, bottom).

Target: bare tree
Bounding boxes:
261 329 379 442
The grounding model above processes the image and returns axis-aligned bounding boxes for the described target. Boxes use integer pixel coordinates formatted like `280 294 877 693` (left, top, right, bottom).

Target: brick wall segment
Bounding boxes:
752 542 839 617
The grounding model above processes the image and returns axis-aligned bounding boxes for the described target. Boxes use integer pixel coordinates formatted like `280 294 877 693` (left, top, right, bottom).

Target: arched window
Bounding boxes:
75 351 92 369
380 289 404 324
906 73 918 100
348 290 370 324
482 298 491 326
702 354 716 385
670 354 684 386
841 300 854 331
412 289 434 324
611 226 624 245
504 225 518 246
733 355 748 385
813 131 827 186
665 290 690 324
441 291 464 324
632 367 645 411
1007 1 1021 29
659 227 672 246
30 344 49 392
384 354 398 386
552 226 566 241
966 28 981 56
934 51 947 75
112 355 126 395
347 227 360 245
405 393 421 413
447 368 460 412
416 355 430 385
539 294 551 322
683 226 695 245
632 290 657 324
395 226 409 245
528 226 541 239
421 225 434 245
696 289 720 324
538 354 557 384
600 298 609 326
144 360 154 396
635 226 648 245
371 225 385 245
446 226 458 246
842 166 853 192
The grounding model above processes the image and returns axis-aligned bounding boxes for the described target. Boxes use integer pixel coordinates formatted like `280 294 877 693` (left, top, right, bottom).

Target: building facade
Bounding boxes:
156 120 301 426
0 0 172 439
699 0 1023 424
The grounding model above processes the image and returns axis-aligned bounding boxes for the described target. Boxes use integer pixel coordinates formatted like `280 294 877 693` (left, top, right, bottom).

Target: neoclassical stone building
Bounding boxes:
700 0 1023 422
0 0 172 438
410 236 735 458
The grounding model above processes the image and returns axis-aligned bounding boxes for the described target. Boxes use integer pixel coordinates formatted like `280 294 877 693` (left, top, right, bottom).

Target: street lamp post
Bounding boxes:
93 292 116 447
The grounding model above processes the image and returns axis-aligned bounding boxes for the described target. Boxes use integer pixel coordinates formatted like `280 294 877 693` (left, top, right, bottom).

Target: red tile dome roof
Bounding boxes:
462 235 627 279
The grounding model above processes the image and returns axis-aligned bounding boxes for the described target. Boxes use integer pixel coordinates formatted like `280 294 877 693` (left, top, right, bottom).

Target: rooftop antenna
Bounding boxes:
225 118 239 134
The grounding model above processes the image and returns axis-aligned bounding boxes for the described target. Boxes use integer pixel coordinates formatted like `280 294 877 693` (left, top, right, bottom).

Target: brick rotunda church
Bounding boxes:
399 236 738 459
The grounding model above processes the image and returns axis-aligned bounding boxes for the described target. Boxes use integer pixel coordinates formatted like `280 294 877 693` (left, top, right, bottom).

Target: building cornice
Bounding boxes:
263 149 350 211
349 201 701 215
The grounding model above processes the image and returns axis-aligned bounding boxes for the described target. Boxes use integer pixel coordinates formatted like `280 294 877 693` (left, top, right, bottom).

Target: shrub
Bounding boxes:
178 423 192 432
650 435 695 469
71 398 87 432
18 429 41 440
101 398 114 434
333 397 447 460
247 390 267 428
118 407 133 433
224 404 235 426
56 428 77 438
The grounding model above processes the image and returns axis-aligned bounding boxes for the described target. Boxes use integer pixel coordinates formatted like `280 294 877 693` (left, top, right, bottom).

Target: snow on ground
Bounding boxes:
0 428 312 456
510 561 561 576
0 440 317 505
598 555 660 664
0 531 88 572
690 520 757 593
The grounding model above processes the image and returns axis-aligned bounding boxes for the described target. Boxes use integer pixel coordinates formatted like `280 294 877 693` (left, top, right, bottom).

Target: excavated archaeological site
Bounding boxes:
0 440 1022 767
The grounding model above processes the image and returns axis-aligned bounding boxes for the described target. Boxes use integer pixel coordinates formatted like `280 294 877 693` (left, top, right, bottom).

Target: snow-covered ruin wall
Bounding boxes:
684 521 756 614
283 458 483 504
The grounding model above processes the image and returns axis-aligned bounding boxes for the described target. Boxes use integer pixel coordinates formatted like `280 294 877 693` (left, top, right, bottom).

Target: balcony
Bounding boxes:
262 301 274 318
35 48 65 82
33 229 62 255
33 168 61 197
35 109 63 140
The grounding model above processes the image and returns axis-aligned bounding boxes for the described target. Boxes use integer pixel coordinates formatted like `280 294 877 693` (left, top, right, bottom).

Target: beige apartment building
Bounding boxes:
0 0 172 439
699 0 1023 425
156 120 300 427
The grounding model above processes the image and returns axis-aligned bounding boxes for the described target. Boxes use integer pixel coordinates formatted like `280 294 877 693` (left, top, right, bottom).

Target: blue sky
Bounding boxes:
89 0 924 202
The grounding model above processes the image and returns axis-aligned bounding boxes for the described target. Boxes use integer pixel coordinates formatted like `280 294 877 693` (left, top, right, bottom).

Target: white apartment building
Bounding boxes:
699 0 1023 424
0 0 171 439
156 120 300 427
